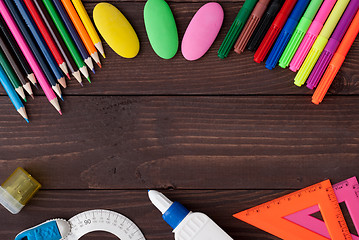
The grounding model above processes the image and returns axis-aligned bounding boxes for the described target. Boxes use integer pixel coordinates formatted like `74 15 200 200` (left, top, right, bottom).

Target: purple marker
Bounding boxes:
307 0 359 89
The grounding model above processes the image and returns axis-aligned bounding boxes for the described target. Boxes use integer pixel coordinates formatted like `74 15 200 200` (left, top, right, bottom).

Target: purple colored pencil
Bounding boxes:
307 1 359 89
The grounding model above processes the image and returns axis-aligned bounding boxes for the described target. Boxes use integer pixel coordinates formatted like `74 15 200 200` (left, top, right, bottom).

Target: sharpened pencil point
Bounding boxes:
97 62 102 68
30 94 34 99
60 95 64 101
34 83 39 89
23 97 27 103
80 82 83 87
25 118 29 123
58 110 62 115
66 73 71 79
92 69 95 74
87 77 91 83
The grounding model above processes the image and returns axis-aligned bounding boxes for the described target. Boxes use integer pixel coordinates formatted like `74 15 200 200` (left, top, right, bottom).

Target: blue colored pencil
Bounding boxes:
51 0 95 73
14 0 66 89
0 63 28 122
2 0 63 99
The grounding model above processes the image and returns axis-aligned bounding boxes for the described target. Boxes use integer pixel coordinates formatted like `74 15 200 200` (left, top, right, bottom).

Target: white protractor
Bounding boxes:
63 209 146 240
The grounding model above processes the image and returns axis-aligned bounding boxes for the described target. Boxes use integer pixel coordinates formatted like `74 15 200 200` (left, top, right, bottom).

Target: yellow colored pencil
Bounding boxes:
71 0 105 58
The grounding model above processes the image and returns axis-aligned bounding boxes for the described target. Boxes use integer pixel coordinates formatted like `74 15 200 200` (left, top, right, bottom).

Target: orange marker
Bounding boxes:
312 10 359 105
234 180 352 240
60 0 101 68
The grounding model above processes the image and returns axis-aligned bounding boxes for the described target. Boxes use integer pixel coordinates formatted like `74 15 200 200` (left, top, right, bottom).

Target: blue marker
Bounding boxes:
0 64 28 122
14 0 66 90
51 0 95 73
265 0 311 70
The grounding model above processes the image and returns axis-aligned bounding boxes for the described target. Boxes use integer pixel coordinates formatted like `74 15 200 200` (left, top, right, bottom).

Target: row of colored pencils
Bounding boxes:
219 0 358 104
0 0 105 122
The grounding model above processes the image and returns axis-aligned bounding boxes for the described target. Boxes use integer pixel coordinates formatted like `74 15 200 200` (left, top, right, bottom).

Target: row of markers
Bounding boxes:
0 0 104 122
220 0 359 104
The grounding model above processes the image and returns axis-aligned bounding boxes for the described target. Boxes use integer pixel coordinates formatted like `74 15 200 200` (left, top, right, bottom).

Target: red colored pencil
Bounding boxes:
23 0 70 79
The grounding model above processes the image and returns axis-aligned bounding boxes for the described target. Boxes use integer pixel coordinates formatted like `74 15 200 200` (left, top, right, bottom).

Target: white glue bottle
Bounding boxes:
148 190 233 240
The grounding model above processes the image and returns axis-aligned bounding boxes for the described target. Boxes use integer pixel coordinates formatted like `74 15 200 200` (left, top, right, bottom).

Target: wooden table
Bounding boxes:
1 0 359 239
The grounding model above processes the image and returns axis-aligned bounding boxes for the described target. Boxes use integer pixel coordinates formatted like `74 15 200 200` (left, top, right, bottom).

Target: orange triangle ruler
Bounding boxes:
233 180 352 240
285 177 359 239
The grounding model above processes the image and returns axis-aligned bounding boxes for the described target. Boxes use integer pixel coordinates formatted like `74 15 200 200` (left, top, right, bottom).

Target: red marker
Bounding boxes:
254 0 298 63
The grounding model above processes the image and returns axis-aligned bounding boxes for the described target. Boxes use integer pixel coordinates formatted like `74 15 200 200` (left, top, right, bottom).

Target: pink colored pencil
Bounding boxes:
0 0 61 114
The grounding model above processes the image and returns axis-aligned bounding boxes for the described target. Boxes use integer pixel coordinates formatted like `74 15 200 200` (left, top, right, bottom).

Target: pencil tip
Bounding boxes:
25 118 29 123
30 94 34 99
97 62 102 68
60 95 64 101
66 73 71 79
87 77 91 83
23 97 27 103
80 82 83 87
34 83 39 89
92 69 95 74
58 110 62 115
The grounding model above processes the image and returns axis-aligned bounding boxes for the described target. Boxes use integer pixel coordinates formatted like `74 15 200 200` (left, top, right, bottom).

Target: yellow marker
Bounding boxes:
0 167 41 214
93 3 139 58
71 0 105 58
294 0 350 86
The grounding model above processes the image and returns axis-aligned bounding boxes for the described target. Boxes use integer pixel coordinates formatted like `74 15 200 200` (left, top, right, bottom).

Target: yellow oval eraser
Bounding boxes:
93 3 140 58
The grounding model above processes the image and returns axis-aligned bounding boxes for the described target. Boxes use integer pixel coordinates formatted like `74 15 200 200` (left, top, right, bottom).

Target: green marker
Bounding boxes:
42 0 90 83
0 48 26 101
218 0 258 59
279 0 323 68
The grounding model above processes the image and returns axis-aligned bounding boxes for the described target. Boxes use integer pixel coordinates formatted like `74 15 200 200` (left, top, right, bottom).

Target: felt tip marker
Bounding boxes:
247 0 284 51
312 10 359 105
289 0 337 72
254 0 298 63
306 0 359 89
278 0 323 68
218 0 258 58
265 0 311 69
148 190 233 240
294 0 351 87
234 0 271 54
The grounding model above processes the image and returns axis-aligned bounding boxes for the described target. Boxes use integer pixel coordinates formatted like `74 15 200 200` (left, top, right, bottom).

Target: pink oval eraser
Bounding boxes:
181 2 224 61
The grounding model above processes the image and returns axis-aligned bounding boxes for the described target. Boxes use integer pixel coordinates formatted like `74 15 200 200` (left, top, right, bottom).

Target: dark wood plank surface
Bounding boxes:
1 0 359 240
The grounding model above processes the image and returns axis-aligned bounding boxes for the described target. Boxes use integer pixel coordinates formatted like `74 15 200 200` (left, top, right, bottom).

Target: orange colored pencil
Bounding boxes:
60 0 101 68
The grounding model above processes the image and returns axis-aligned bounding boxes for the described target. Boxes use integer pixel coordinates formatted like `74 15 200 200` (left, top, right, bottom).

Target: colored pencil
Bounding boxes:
61 0 101 67
23 0 70 80
3 0 63 99
0 63 28 122
32 0 83 85
42 0 90 82
71 0 105 58
0 0 61 114
51 0 95 73
312 10 359 105
0 47 26 101
0 16 37 86
14 0 67 89
0 29 33 97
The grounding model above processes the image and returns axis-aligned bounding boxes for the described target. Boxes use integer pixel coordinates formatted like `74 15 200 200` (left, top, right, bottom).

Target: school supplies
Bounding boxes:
290 0 337 72
312 10 359 105
294 0 350 86
254 0 298 63
0 0 61 114
265 0 311 69
149 190 233 240
234 0 271 54
16 219 70 240
15 210 145 240
307 0 359 89
94 3 139 58
51 0 95 73
181 3 223 61
218 0 258 58
14 0 67 89
234 180 351 239
144 0 177 59
286 177 359 239
42 0 90 82
0 48 26 101
0 168 40 213
71 0 105 58
33 0 84 84
61 0 101 67
278 0 323 68
0 16 37 87
24 0 69 80
247 0 284 51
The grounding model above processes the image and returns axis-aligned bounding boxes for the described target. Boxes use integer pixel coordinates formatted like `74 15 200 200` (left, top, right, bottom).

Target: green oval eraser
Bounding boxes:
144 0 178 59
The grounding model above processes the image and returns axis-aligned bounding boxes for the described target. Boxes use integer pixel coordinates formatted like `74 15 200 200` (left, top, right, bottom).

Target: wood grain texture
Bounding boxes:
1 96 359 189
0 2 358 96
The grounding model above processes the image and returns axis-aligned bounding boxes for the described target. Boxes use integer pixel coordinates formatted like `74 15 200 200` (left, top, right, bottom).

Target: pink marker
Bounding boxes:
0 0 61 114
285 177 359 239
289 0 336 72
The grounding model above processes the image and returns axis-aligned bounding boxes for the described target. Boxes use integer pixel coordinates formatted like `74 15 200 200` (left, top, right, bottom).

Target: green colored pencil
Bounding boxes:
41 0 90 82
0 48 26 101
